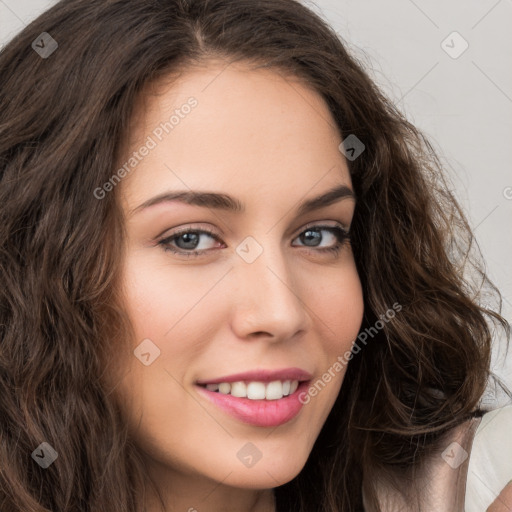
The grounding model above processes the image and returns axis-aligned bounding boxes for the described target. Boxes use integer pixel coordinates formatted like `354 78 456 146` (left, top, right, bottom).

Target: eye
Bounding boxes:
158 227 223 257
291 224 350 256
157 224 350 258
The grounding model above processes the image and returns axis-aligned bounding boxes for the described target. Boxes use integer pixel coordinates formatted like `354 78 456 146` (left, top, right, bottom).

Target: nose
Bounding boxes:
229 242 310 342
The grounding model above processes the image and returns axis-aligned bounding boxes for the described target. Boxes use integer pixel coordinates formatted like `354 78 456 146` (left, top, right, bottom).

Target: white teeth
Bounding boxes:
202 380 300 400
230 381 247 397
218 382 231 394
265 380 283 400
247 382 266 399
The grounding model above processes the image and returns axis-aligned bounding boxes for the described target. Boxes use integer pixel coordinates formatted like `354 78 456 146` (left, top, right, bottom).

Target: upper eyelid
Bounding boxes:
159 221 350 241
296 220 350 233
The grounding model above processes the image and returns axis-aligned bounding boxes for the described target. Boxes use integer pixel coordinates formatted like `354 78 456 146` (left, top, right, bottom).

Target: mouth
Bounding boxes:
194 368 312 427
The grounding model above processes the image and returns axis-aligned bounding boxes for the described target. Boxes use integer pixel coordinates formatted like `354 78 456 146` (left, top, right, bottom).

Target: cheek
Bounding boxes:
314 262 365 354
116 256 212 410
296 262 364 414
121 252 217 341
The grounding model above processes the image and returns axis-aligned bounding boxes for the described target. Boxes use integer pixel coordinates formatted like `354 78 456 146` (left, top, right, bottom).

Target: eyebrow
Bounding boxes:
131 183 355 216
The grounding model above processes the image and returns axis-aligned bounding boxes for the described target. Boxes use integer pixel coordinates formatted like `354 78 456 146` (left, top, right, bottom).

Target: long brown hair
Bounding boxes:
0 0 510 510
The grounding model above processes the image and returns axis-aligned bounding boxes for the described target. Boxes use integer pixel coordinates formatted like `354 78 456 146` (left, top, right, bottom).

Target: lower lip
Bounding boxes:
195 381 310 427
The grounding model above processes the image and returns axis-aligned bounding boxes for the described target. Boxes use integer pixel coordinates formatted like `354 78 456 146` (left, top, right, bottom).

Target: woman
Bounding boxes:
0 0 510 511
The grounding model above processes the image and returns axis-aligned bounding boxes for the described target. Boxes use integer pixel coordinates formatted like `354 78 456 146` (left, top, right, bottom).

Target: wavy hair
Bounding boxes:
0 0 510 510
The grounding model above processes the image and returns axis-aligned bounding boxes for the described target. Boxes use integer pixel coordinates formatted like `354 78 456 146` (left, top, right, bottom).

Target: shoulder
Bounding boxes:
364 407 512 512
465 404 512 512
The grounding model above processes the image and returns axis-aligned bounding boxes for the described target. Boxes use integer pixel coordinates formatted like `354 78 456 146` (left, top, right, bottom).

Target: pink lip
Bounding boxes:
195 379 311 428
195 367 313 385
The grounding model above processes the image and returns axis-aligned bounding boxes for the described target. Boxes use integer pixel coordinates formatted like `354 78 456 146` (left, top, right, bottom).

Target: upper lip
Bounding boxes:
196 367 313 385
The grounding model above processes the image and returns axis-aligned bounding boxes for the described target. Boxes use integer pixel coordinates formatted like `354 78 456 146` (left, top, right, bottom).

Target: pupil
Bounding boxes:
302 229 320 246
178 232 199 249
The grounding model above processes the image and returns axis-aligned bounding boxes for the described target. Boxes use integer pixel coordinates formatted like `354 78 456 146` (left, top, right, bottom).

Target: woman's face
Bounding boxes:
114 59 364 496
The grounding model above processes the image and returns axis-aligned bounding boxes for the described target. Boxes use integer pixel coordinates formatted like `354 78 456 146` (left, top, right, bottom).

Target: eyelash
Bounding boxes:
157 224 350 259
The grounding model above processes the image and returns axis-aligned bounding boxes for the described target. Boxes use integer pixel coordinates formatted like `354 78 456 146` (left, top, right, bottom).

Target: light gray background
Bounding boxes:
1 0 511 395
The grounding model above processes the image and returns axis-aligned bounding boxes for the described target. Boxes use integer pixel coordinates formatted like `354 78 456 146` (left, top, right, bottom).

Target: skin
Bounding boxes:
112 59 364 512
488 482 512 512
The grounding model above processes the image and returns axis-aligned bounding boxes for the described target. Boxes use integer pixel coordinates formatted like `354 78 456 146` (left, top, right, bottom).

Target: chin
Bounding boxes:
211 451 309 489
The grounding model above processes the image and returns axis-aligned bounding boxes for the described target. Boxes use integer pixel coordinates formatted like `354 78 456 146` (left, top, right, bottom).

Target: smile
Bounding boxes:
195 368 312 427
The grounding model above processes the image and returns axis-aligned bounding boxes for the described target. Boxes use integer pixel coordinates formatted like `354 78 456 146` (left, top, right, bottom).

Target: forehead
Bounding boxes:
118 59 352 212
